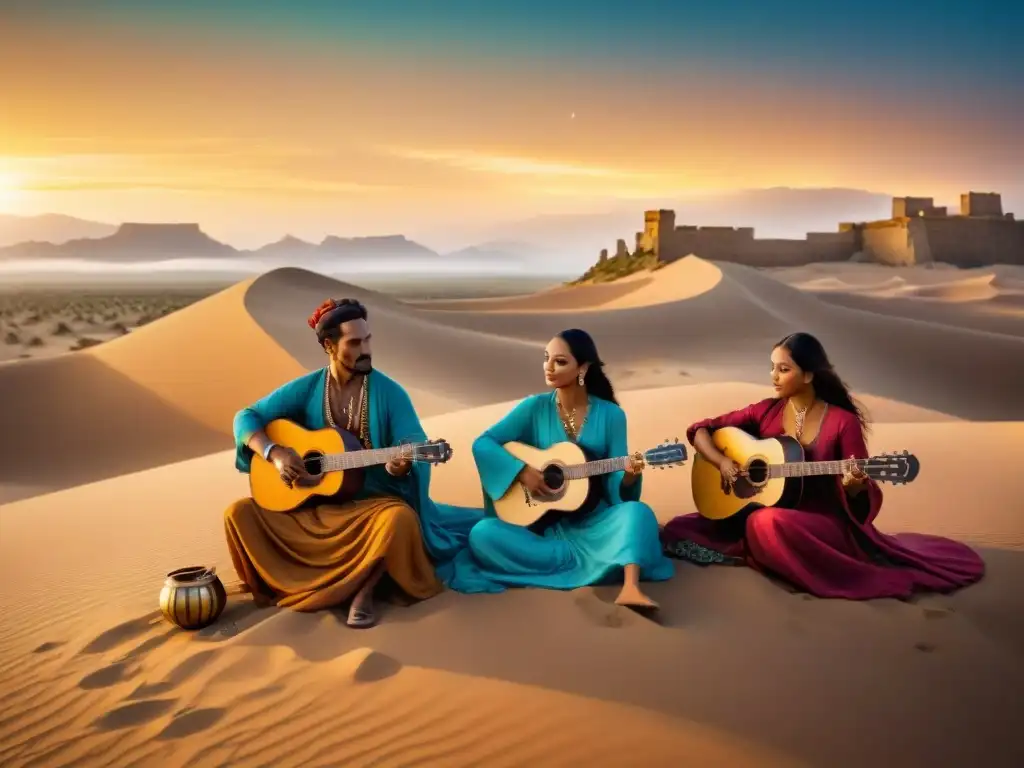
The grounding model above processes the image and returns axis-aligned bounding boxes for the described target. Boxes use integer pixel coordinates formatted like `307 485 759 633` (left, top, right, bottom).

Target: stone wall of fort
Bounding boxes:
620 191 1021 271
858 219 920 266
920 217 1024 267
638 220 857 268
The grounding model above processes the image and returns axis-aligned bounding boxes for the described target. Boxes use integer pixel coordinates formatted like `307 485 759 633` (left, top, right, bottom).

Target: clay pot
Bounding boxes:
159 565 227 630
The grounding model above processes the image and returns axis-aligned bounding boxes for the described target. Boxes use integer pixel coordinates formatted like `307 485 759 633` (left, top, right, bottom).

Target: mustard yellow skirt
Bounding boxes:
224 495 443 611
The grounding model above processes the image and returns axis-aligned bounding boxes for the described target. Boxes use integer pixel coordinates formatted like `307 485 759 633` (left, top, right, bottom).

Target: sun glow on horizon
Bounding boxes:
0 170 23 212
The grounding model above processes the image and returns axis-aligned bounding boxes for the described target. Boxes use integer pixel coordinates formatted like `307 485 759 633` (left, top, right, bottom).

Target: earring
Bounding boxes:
578 371 585 385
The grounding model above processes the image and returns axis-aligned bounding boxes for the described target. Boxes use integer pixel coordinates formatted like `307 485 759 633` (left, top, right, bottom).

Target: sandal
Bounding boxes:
346 606 378 629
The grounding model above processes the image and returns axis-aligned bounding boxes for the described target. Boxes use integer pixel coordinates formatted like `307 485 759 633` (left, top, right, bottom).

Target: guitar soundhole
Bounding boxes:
302 451 324 476
745 459 768 485
542 465 565 491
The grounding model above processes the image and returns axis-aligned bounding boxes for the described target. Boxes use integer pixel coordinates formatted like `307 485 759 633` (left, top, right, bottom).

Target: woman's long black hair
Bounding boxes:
775 332 870 432
557 328 618 404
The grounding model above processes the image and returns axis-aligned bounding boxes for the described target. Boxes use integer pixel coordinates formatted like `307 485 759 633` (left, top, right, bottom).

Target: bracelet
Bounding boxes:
262 442 277 460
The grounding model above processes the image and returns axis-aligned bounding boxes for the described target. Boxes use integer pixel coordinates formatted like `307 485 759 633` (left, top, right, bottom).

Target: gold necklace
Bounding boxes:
557 399 578 439
325 369 366 432
790 399 809 440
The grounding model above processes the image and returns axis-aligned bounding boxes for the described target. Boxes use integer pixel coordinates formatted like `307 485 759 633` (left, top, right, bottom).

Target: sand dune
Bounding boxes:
3 260 1024 766
778 263 1024 336
411 258 1024 419
412 255 724 312
0 639 795 768
2 385 1022 767
5 257 1024 505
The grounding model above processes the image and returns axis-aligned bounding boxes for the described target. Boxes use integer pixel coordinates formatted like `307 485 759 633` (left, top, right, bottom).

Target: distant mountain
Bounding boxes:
0 213 117 247
251 235 320 258
0 222 237 261
319 234 437 259
0 223 445 264
443 239 550 267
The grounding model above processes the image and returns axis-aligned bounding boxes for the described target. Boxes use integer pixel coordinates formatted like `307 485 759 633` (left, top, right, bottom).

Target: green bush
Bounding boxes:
568 250 663 284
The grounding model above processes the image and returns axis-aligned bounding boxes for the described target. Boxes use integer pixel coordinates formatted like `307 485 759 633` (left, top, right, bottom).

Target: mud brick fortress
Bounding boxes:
604 191 1024 268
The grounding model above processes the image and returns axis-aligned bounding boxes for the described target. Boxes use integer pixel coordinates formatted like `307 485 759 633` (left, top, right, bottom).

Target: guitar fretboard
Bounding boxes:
564 456 630 480
771 458 872 478
321 444 423 472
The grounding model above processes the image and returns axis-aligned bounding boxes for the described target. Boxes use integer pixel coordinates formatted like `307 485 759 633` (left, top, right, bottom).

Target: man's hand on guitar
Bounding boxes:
270 445 306 488
518 465 558 499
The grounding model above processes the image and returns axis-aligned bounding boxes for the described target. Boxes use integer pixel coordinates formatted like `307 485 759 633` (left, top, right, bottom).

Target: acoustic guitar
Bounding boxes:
691 426 920 520
250 419 453 512
492 439 688 527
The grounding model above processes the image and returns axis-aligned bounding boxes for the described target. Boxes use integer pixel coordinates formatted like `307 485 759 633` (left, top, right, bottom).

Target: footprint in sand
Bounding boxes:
352 651 403 683
79 660 138 690
33 641 66 654
157 707 226 739
92 698 177 730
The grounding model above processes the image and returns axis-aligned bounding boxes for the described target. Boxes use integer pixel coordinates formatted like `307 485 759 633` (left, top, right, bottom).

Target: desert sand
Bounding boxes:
2 257 1023 767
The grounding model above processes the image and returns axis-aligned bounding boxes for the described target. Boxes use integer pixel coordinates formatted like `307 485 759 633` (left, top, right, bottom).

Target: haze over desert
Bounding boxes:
1 255 1023 767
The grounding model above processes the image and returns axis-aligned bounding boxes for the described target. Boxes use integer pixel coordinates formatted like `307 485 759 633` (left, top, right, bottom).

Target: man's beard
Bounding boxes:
345 355 372 374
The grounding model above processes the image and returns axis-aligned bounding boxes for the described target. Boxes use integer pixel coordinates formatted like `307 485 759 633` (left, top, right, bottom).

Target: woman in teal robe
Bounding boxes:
452 329 674 608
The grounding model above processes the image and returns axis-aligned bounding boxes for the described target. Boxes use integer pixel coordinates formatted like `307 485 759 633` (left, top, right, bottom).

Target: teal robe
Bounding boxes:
232 368 484 586
445 392 675 593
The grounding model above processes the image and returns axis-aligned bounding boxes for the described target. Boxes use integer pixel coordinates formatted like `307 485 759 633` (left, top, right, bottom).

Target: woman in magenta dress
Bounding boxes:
661 332 985 599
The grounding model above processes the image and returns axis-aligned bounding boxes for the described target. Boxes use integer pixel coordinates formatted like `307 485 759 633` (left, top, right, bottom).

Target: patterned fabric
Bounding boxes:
663 538 742 566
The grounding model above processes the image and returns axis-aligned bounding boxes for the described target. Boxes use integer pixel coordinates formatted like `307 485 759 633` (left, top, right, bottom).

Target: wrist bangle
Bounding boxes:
262 442 277 460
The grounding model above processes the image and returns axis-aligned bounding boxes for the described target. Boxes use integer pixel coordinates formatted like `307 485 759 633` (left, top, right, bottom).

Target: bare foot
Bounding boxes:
347 589 378 628
614 585 659 610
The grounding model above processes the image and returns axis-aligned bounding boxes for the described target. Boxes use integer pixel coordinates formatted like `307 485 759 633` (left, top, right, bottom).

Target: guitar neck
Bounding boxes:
321 444 417 472
564 456 630 480
774 458 869 478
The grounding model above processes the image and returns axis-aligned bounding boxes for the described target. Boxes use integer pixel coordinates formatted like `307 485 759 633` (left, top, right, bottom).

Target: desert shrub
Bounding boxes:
72 336 103 351
569 250 663 284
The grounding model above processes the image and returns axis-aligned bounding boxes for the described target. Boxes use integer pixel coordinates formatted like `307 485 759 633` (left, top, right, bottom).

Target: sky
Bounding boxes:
1 0 1022 250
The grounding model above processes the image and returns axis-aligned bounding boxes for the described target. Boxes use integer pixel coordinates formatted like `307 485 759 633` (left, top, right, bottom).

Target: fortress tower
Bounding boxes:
635 209 675 257
892 197 946 218
960 192 1003 217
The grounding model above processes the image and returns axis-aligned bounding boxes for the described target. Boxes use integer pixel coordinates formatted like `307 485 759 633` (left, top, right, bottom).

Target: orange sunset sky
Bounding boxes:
1 2 1021 250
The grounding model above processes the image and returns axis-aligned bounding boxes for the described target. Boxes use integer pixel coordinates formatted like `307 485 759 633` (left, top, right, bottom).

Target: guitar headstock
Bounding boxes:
644 438 688 469
863 450 920 485
401 438 454 464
